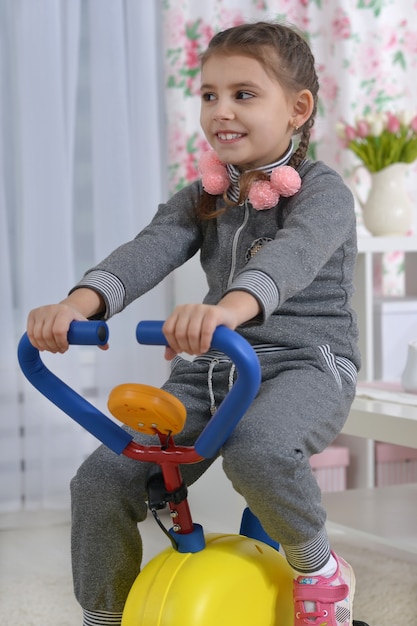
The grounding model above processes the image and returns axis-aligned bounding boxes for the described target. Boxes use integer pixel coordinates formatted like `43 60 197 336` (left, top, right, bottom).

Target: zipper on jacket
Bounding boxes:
227 201 250 288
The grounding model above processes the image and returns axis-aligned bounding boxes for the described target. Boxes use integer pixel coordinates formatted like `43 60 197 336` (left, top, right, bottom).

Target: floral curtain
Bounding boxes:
161 0 417 295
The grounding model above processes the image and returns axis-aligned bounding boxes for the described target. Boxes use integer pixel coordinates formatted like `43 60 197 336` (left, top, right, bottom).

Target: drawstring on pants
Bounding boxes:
207 358 236 415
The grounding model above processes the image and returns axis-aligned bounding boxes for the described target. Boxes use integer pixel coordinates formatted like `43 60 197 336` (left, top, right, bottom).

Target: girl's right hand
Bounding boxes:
26 289 107 353
27 303 89 354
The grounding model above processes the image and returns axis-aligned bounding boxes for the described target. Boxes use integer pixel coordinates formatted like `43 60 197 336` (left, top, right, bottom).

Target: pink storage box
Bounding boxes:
375 442 417 487
310 446 350 493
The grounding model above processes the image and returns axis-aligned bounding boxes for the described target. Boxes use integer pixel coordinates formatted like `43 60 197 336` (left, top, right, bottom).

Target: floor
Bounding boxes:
3 505 417 626
2 460 417 626
0 507 174 626
0 459 250 624
323 482 417 557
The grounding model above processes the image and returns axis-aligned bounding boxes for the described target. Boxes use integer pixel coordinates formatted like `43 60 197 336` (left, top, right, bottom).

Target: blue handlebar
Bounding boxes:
17 322 133 454
136 321 261 458
18 321 261 459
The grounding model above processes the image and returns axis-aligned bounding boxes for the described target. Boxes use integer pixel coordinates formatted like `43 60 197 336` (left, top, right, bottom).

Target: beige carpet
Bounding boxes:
330 534 417 625
1 510 416 625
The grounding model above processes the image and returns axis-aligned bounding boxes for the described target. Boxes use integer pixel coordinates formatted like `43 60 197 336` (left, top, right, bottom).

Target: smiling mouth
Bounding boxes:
217 132 245 141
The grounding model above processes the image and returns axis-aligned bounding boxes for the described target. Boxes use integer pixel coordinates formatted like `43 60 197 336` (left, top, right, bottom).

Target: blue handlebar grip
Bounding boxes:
67 320 109 345
136 320 262 459
136 320 167 345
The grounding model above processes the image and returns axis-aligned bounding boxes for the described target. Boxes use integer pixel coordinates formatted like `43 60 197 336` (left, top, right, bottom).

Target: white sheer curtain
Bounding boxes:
0 0 169 511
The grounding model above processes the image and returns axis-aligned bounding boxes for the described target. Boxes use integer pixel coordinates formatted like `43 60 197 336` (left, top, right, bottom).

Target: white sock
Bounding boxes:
307 552 338 579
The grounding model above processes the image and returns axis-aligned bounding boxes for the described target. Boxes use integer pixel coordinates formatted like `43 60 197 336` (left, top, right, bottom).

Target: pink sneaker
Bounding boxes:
293 551 355 625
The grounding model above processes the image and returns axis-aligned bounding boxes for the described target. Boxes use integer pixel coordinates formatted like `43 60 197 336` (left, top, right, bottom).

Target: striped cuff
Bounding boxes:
226 270 279 320
283 526 331 574
83 610 123 625
70 270 125 319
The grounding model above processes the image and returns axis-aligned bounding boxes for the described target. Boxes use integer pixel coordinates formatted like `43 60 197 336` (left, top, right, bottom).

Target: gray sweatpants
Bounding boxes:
70 345 356 612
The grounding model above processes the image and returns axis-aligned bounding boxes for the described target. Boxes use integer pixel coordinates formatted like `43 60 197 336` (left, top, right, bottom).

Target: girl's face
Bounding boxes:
200 53 304 169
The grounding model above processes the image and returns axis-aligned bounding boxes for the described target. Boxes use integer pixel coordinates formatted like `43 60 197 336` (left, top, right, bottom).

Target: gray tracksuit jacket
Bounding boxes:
74 159 360 371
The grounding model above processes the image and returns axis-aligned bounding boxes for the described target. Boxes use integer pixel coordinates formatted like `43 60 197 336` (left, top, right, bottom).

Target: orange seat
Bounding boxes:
107 383 186 436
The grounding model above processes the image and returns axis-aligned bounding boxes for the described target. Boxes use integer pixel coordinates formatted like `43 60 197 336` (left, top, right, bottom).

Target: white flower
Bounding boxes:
365 112 386 137
335 121 347 140
398 110 414 126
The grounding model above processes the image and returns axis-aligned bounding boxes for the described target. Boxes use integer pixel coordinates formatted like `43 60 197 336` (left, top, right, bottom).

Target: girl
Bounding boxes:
27 21 360 626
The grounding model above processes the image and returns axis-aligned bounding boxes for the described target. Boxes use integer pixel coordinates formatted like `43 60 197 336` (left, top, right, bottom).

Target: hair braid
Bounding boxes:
290 123 314 169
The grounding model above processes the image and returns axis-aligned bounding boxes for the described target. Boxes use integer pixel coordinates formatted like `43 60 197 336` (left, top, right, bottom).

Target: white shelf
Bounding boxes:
345 396 417 448
344 237 417 490
334 240 417 550
355 239 417 383
358 235 417 253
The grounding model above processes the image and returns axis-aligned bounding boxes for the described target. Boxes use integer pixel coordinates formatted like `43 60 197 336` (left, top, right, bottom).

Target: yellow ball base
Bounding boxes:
121 533 294 626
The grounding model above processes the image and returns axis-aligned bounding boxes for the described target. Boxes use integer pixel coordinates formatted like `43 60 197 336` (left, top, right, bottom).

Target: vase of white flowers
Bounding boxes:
355 162 412 236
337 111 417 236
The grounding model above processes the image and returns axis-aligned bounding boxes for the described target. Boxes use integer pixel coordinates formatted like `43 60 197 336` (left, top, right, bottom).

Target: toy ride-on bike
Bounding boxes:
18 320 370 626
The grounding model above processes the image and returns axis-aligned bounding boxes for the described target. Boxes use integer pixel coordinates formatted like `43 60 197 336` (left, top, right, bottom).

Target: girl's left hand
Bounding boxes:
162 303 237 360
162 292 261 360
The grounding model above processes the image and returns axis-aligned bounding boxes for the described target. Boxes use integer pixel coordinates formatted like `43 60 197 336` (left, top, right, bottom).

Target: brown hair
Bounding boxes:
197 21 319 219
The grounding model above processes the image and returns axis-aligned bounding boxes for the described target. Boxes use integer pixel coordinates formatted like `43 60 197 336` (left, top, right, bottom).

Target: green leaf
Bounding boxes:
166 75 176 88
360 78 376 97
180 67 200 79
393 50 406 70
356 0 386 18
186 132 198 154
166 48 182 62
185 19 202 41
317 98 325 118
373 91 399 110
